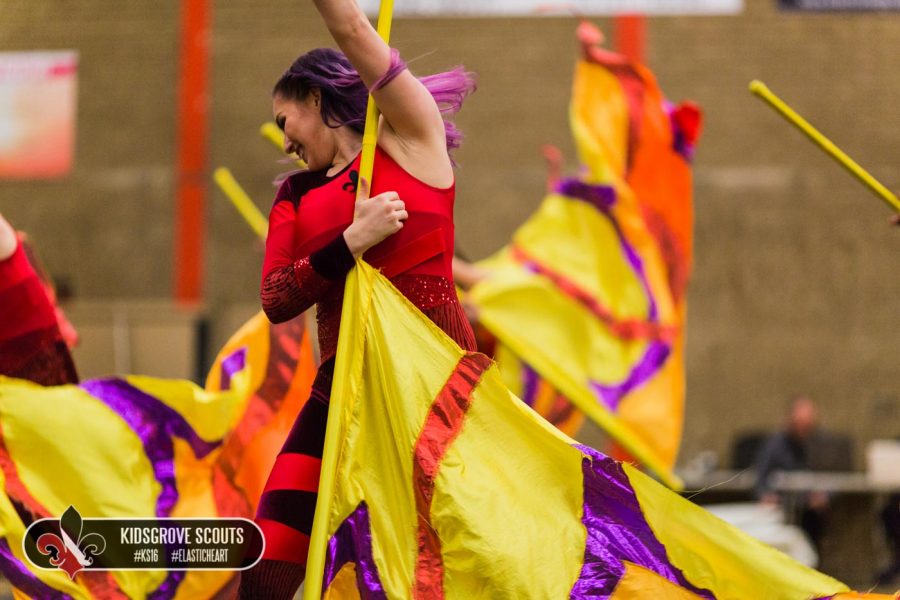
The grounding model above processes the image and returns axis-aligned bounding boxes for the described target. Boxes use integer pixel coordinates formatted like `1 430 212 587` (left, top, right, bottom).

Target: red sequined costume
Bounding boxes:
0 238 78 386
248 145 476 591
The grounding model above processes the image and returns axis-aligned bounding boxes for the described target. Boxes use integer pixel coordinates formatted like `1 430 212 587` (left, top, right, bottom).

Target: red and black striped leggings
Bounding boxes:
238 364 332 599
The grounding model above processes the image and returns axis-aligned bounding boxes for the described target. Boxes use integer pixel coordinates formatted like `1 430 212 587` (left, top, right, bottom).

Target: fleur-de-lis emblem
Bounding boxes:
342 169 359 194
36 506 106 579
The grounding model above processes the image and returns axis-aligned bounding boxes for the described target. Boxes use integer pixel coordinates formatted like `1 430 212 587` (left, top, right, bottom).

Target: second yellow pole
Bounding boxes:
750 80 900 213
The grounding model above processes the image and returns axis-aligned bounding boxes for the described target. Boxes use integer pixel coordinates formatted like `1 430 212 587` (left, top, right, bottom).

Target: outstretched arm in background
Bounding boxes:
0 214 78 385
452 256 487 292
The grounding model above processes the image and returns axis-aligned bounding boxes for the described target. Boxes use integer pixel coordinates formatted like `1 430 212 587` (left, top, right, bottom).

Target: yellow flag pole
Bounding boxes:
357 1 394 196
212 167 268 239
260 122 308 169
750 80 900 213
304 4 394 598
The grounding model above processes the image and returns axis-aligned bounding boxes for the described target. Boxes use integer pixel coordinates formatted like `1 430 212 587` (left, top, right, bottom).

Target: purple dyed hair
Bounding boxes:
273 47 476 154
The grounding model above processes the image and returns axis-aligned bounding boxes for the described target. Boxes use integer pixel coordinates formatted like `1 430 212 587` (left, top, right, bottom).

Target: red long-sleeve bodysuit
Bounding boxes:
252 146 476 573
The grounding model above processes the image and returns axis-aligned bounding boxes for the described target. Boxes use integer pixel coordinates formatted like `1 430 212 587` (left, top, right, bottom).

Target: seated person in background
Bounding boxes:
754 395 851 552
876 493 900 586
0 214 78 386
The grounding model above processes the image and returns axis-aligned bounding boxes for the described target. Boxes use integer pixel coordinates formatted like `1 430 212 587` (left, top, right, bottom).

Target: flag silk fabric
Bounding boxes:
467 23 701 487
0 311 315 599
309 261 890 600
493 342 585 438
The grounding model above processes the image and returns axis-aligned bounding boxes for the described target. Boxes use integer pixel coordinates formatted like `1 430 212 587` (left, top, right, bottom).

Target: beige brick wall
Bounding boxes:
1 0 898 469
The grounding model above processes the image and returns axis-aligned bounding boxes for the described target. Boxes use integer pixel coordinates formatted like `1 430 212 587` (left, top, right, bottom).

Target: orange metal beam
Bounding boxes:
614 14 646 65
174 0 211 302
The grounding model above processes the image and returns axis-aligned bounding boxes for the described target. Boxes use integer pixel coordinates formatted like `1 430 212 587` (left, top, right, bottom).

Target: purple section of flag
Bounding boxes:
147 570 185 600
219 347 247 391
322 501 386 598
520 362 540 407
80 378 221 517
522 261 540 275
78 378 221 599
556 179 616 211
549 179 673 411
611 214 658 322
667 100 696 162
0 538 72 599
570 445 713 599
557 177 659 321
589 341 671 411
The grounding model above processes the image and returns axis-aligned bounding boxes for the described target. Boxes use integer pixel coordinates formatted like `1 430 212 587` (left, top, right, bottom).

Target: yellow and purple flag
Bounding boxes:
0 311 315 598
308 260 888 600
467 23 701 486
492 342 585 438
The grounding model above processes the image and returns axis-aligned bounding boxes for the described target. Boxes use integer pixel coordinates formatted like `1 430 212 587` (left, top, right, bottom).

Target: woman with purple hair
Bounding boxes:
240 1 477 596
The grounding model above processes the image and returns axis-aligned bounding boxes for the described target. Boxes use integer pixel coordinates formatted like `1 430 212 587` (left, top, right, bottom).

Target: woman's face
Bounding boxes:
272 91 333 171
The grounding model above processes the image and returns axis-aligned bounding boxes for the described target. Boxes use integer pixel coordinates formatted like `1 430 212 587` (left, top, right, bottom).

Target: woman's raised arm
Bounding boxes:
311 0 448 157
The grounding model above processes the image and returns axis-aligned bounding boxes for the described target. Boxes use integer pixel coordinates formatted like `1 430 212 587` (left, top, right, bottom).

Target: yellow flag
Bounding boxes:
0 311 315 598
307 261 889 600
468 25 701 487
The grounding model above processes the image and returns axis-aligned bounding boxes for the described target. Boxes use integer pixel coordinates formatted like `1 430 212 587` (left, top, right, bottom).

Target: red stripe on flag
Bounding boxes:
211 317 311 517
263 453 322 494
0 431 128 597
511 245 677 343
412 352 492 600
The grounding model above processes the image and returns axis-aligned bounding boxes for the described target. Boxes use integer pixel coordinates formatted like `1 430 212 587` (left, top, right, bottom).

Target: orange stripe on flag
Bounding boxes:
0 431 50 520
510 245 677 343
412 352 492 599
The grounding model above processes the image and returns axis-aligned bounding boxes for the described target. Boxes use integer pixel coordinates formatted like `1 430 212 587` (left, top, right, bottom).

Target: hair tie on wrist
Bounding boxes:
370 48 407 92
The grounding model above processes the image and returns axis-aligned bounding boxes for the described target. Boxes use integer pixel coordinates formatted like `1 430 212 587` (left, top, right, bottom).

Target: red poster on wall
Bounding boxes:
0 51 78 179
